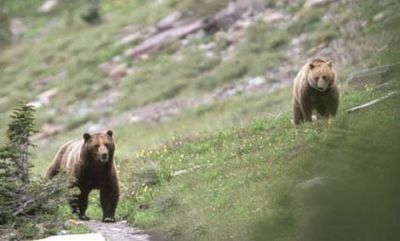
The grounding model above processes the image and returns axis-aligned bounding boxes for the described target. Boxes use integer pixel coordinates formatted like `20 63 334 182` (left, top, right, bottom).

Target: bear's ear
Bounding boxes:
83 133 91 142
326 60 332 68
106 130 113 138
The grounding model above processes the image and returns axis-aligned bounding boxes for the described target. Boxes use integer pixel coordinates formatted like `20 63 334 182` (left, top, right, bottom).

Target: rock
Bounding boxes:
246 76 265 88
38 0 60 14
112 55 123 63
304 0 336 8
31 123 64 141
205 51 215 58
93 90 120 108
180 38 190 46
117 33 142 46
40 123 63 137
64 219 84 228
99 61 130 80
373 12 385 22
262 9 289 24
109 63 129 81
204 0 265 33
156 11 183 31
226 29 246 44
119 24 140 36
39 88 58 102
76 103 89 116
231 18 254 30
10 18 27 40
125 20 204 59
297 177 326 190
128 97 208 123
213 86 238 100
139 54 150 61
35 233 105 241
198 42 215 51
205 5 238 33
290 33 308 46
28 88 58 108
236 0 265 12
98 62 115 76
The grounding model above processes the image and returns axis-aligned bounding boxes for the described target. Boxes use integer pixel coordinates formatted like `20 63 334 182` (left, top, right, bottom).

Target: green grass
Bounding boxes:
0 0 352 138
113 70 400 241
1 0 291 138
31 86 291 175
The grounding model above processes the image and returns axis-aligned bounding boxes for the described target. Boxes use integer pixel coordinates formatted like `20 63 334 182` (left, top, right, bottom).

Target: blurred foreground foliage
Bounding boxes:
0 103 72 241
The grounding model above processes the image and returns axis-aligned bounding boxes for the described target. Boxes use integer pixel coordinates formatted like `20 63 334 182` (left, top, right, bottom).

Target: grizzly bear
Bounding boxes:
292 58 340 124
46 130 119 223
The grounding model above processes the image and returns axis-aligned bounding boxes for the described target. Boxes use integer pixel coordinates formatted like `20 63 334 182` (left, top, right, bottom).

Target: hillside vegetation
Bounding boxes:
1 0 399 240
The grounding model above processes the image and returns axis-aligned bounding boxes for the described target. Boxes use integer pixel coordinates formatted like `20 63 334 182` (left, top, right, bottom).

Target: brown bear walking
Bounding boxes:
292 58 340 124
46 130 119 223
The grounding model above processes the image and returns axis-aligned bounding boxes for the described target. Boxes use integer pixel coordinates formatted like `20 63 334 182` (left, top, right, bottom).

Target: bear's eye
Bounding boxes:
94 144 100 149
315 77 320 81
322 76 327 80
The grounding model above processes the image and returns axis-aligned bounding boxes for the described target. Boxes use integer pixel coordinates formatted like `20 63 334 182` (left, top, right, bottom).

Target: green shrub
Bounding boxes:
0 103 71 240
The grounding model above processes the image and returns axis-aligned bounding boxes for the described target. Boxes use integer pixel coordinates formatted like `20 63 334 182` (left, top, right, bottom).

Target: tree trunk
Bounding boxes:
20 140 29 183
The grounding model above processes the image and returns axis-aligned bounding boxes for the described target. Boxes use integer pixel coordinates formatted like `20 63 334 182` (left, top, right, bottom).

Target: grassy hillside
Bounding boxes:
1 0 375 172
106 71 400 241
1 0 400 240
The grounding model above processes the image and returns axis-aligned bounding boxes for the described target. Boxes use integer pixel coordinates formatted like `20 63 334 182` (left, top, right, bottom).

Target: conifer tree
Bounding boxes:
0 103 70 240
6 104 37 183
0 103 35 224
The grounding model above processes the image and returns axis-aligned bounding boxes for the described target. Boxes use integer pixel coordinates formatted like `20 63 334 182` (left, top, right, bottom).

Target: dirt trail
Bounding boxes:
84 220 158 241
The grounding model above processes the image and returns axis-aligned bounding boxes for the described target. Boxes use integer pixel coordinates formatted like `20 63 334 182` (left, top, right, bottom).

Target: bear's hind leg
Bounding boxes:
78 190 90 221
45 164 60 179
70 190 90 220
69 194 80 216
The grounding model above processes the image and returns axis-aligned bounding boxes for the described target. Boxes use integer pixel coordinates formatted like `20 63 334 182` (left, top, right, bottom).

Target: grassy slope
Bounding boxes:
27 0 353 174
113 76 400 241
1 0 399 240
105 1 400 241
1 0 295 173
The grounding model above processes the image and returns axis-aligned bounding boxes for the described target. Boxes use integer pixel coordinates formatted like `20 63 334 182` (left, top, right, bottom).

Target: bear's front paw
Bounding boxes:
79 215 91 221
102 217 116 223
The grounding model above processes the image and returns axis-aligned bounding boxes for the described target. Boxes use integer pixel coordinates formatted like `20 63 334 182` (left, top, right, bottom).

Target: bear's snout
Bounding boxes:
317 83 328 92
100 153 109 162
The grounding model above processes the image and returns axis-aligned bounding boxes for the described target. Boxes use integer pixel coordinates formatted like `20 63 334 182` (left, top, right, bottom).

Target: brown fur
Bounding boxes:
292 58 340 124
46 130 119 223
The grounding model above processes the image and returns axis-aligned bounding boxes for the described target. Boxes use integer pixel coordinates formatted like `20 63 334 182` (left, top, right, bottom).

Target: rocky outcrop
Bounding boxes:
38 0 60 14
304 0 338 8
125 20 204 59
